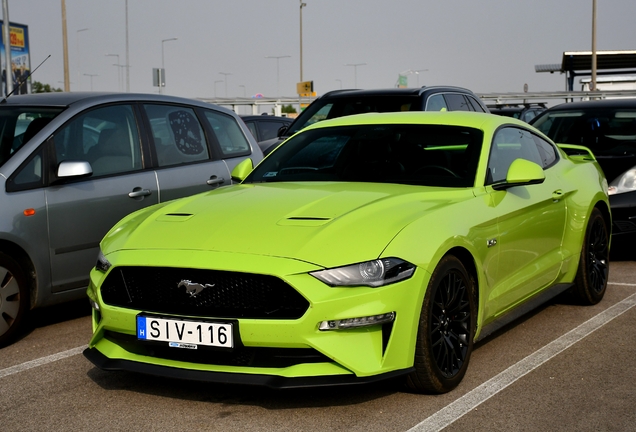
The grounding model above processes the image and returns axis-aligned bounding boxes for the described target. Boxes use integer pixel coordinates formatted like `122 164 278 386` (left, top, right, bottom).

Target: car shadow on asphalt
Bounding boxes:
12 298 91 345
85 366 405 408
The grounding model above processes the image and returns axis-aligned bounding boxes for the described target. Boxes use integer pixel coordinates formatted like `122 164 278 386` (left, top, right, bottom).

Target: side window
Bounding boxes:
532 134 558 168
7 148 43 191
244 121 258 139
444 94 472 111
144 104 210 167
53 104 141 177
203 109 251 158
487 127 543 184
425 94 448 111
259 121 285 141
467 96 486 113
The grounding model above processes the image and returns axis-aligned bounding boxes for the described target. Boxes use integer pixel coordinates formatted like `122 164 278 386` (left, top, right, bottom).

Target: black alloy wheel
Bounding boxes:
406 255 476 394
574 208 609 305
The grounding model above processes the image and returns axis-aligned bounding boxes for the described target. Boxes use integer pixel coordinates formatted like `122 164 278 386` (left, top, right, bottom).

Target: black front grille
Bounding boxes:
105 331 329 368
101 267 309 319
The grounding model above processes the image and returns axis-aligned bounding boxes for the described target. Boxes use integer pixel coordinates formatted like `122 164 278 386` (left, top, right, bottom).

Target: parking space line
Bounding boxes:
0 345 87 379
407 292 636 432
608 282 636 287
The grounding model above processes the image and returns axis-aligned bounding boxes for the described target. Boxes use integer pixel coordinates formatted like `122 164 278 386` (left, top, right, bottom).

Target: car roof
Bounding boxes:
300 111 518 131
0 92 223 109
240 115 293 122
318 86 479 99
547 98 636 111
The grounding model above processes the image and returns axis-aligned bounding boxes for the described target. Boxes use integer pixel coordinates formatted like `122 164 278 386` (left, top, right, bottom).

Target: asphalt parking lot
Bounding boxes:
1 255 635 432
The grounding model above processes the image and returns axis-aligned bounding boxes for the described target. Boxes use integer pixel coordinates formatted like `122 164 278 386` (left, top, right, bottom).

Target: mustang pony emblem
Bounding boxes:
178 280 215 297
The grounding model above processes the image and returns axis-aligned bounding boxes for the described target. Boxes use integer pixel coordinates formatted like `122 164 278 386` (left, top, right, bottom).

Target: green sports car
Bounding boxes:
84 111 610 394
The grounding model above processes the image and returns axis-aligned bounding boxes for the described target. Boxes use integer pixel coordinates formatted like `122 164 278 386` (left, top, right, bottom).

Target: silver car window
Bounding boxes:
144 104 210 167
53 104 142 177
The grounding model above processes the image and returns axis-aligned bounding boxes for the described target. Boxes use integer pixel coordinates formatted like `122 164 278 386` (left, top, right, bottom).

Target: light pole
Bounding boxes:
591 0 597 91
239 85 246 97
219 72 231 97
160 37 177 94
84 73 98 91
266 55 290 97
214 80 223 98
105 54 121 91
346 63 366 88
299 0 307 82
125 0 130 92
76 28 88 91
335 79 342 89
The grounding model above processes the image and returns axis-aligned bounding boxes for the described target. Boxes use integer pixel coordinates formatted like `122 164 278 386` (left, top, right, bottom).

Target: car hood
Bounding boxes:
102 182 474 268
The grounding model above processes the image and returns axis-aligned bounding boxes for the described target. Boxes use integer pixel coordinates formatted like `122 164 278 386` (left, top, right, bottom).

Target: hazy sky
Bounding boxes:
6 0 636 99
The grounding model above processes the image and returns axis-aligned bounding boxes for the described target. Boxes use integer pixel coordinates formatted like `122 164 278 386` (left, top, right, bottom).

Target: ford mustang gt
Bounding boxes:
84 112 610 394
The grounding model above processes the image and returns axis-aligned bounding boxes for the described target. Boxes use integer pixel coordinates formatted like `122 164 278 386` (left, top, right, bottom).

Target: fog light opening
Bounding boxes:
319 312 396 331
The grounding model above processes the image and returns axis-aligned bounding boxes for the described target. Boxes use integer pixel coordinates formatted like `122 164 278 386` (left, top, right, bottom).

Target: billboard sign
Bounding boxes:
0 20 31 95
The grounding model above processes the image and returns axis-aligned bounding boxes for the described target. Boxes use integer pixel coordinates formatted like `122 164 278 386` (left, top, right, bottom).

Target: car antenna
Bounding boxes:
1 54 51 104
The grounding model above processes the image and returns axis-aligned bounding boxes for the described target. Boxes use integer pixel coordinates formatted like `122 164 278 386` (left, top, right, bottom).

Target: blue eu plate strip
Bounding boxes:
137 316 147 340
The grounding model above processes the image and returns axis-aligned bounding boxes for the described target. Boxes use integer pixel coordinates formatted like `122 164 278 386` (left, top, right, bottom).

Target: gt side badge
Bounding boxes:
487 238 497 248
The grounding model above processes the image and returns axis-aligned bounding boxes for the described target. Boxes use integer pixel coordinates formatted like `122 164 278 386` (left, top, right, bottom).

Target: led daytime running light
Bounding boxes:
319 312 396 331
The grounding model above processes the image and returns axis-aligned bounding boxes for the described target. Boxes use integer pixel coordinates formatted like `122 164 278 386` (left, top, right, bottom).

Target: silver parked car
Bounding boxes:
0 92 263 345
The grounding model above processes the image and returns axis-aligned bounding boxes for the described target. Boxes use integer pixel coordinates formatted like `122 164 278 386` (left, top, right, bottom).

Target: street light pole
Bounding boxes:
84 73 98 91
239 85 246 98
345 63 366 88
591 0 597 91
214 80 223 98
125 0 130 92
160 37 177 94
105 54 120 91
219 72 231 97
265 55 291 97
76 28 88 91
299 1 306 82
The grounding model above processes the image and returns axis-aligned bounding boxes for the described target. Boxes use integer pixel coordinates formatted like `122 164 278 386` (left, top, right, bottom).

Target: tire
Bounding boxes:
573 208 609 305
0 252 30 347
406 255 477 394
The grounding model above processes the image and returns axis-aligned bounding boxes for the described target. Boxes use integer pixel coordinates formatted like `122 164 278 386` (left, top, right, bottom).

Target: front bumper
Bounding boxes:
85 249 429 387
609 190 636 236
83 347 413 389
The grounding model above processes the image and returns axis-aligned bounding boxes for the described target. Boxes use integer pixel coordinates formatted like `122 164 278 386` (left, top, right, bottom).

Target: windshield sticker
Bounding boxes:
263 172 278 178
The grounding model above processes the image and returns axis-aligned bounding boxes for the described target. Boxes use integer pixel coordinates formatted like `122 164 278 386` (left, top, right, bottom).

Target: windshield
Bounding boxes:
0 106 64 168
285 96 421 136
246 124 483 188
531 108 636 155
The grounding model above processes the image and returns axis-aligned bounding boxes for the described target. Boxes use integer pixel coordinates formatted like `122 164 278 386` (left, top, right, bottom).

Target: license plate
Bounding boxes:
137 315 233 349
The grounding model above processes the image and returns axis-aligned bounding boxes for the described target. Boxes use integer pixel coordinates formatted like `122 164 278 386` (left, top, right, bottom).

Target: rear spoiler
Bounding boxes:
557 144 597 162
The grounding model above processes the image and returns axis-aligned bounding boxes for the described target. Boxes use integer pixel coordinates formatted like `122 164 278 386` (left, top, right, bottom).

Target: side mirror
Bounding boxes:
231 158 254 183
57 160 93 179
277 125 288 138
492 158 545 190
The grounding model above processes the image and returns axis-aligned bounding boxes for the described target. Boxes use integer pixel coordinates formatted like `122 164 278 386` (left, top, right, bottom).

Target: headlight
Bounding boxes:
310 258 415 287
95 250 112 272
608 167 636 195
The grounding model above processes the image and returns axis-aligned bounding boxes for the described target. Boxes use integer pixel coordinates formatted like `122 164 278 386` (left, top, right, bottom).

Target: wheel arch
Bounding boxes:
594 200 611 236
0 240 37 309
444 246 479 304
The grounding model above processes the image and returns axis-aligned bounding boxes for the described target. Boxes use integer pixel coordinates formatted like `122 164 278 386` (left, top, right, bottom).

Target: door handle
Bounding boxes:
552 190 564 201
206 176 225 186
128 187 152 198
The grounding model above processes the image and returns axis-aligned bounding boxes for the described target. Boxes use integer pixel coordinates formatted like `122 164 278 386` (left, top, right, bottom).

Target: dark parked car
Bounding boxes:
488 103 547 123
241 114 293 143
0 92 262 345
530 99 636 240
258 86 489 155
